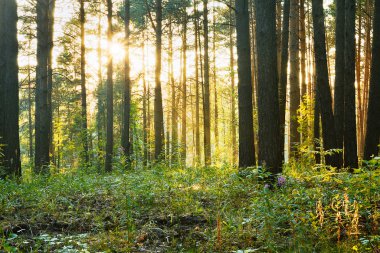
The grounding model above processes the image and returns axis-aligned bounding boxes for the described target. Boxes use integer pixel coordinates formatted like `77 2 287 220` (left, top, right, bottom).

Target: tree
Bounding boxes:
229 0 237 166
154 0 165 160
279 0 290 160
311 0 339 167
235 0 255 168
105 0 114 172
121 0 132 159
364 0 380 160
343 0 358 169
79 0 89 165
181 14 188 164
334 0 345 166
289 0 300 155
255 0 282 175
0 0 21 178
203 0 211 166
35 0 51 174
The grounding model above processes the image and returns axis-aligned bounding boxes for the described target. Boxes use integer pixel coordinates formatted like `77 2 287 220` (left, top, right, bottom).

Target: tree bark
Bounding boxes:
364 0 380 159
154 0 165 160
235 0 255 168
121 0 131 160
79 0 89 165
0 0 21 178
181 17 187 164
344 0 358 169
105 0 114 172
289 0 300 156
279 0 290 161
35 0 50 174
203 0 211 166
230 1 237 166
194 1 201 165
255 0 282 174
311 0 339 167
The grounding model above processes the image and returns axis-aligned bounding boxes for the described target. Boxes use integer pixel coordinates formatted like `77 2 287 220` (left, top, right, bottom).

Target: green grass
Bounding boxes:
0 163 379 252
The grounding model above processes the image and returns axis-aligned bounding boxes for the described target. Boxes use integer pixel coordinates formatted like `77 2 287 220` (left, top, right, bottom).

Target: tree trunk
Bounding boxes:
255 0 282 174
364 0 380 159
212 7 219 157
300 0 307 97
154 0 165 160
344 0 358 169
105 0 114 172
279 0 290 161
203 0 211 166
121 0 131 160
35 0 50 174
47 0 55 166
194 1 201 165
0 0 21 178
79 0 89 165
235 0 255 168
289 0 300 156
230 1 237 166
142 32 148 165
181 17 187 164
311 0 339 167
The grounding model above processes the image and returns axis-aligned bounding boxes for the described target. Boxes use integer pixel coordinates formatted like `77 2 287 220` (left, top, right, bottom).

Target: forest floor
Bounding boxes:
0 161 380 252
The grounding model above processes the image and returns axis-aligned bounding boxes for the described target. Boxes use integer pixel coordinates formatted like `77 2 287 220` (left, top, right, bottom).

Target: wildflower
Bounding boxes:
277 176 286 187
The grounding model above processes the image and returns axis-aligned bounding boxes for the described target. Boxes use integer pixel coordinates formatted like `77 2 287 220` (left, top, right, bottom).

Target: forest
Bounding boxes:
0 0 379 251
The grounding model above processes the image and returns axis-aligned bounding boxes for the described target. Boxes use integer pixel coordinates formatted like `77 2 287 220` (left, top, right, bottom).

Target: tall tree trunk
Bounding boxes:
79 0 89 165
344 0 358 169
235 0 255 168
255 0 282 174
168 19 178 163
230 1 237 166
289 0 300 156
154 0 165 160
47 0 55 166
35 0 50 174
356 0 364 157
96 2 104 159
194 1 201 165
364 0 380 159
311 0 339 167
142 31 148 165
27 39 34 161
203 0 211 166
0 0 21 178
181 17 187 164
121 0 131 159
279 0 290 161
334 0 345 167
300 0 307 97
105 0 114 172
212 6 219 156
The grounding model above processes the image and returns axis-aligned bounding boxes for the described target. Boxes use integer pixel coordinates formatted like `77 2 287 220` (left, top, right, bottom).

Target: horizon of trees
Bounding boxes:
0 0 380 180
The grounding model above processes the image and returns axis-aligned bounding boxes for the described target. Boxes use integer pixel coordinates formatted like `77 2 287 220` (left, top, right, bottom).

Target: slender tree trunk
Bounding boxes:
311 0 339 167
203 0 211 166
47 0 55 166
235 0 255 168
105 0 114 172
212 6 219 156
364 0 380 159
356 0 364 157
142 32 148 165
334 0 345 167
300 0 307 97
121 0 131 159
344 0 358 169
230 2 237 166
194 1 201 165
289 0 300 156
181 17 187 164
279 0 290 161
27 40 34 161
96 2 104 158
79 0 89 165
154 0 165 160
0 0 21 178
35 0 50 174
255 0 282 174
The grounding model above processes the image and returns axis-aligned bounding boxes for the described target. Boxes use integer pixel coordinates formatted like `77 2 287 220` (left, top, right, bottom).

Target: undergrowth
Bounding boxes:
0 162 379 252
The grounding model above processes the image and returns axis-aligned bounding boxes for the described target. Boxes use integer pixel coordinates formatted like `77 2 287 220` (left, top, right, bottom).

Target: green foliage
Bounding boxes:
1 162 379 252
